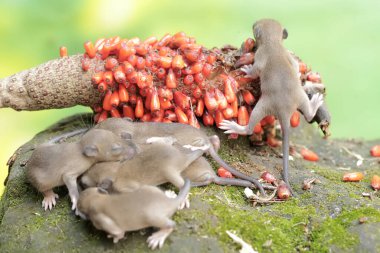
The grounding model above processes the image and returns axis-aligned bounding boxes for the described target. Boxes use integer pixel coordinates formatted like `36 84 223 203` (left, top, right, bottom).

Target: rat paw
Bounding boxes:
310 93 324 115
109 232 125 243
147 228 173 250
70 195 78 211
310 93 323 106
240 64 255 78
178 194 190 210
219 120 249 135
164 190 177 199
42 192 59 211
75 209 87 220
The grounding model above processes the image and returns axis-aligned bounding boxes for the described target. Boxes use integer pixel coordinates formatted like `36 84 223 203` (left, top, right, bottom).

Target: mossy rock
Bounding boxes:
1 114 379 253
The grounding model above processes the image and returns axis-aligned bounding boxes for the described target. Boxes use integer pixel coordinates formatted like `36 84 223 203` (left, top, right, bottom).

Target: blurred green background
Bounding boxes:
1 0 379 195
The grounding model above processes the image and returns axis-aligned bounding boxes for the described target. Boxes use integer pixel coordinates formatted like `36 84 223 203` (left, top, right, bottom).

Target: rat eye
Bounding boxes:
111 144 123 155
282 29 288 39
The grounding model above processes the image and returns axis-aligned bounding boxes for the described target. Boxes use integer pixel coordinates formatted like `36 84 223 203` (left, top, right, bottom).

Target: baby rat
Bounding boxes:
92 142 203 193
220 19 324 193
77 179 191 249
95 118 265 194
26 128 137 212
81 156 275 192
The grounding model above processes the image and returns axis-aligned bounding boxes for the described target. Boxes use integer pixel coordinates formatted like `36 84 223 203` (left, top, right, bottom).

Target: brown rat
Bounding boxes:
219 19 324 194
81 155 276 193
77 179 191 249
94 117 265 194
26 128 137 212
87 142 203 193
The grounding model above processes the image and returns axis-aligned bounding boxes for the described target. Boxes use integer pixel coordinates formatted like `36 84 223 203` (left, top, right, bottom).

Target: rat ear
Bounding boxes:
120 131 132 140
253 22 261 39
254 26 261 39
282 28 288 39
83 145 99 157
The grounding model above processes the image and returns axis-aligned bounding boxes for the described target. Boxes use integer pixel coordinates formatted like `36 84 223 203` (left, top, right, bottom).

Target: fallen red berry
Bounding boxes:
261 171 276 184
301 148 319 162
217 167 234 178
277 183 291 200
371 175 380 190
290 111 300 128
342 172 364 182
370 145 380 157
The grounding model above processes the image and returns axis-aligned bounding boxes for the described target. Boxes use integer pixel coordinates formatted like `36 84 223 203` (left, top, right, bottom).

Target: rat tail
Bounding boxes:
209 146 265 195
175 178 191 204
47 128 89 144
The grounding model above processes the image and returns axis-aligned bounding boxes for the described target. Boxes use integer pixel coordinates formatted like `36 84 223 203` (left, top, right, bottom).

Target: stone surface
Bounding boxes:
0 114 379 253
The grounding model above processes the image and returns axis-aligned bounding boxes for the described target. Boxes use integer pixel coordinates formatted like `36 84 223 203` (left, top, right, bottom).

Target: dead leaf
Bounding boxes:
226 230 258 253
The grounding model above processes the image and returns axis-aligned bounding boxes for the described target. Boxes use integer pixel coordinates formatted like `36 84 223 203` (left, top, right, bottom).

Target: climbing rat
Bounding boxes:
219 19 324 193
94 117 265 194
26 128 137 212
77 179 191 249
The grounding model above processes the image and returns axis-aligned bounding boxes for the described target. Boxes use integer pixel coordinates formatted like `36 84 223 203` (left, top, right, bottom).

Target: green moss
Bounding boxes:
310 207 380 252
173 181 380 253
200 194 315 252
0 193 5 222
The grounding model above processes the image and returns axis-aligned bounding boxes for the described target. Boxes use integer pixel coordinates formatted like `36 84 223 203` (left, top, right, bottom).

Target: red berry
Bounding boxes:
206 53 216 64
84 41 96 58
217 167 234 178
301 148 319 162
183 75 194 85
371 175 380 190
370 145 380 157
342 172 364 182
81 57 90 72
122 105 135 120
157 68 166 79
172 55 186 69
290 111 300 128
59 46 68 57
166 69 177 89
261 171 276 184
136 57 146 70
237 106 249 126
194 73 204 84
202 63 213 78
92 72 104 85
105 58 118 70
277 183 291 200
190 62 203 74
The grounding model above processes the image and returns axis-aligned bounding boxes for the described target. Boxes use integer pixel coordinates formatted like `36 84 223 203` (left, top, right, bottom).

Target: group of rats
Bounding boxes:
25 19 324 249
26 117 264 249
